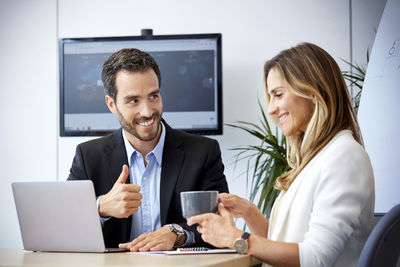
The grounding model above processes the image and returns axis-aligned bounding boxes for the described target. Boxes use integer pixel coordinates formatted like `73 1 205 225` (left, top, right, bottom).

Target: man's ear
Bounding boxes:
105 95 118 114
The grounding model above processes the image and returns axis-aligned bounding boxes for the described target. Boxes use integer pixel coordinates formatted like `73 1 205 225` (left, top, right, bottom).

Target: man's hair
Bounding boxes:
264 42 362 191
101 48 161 100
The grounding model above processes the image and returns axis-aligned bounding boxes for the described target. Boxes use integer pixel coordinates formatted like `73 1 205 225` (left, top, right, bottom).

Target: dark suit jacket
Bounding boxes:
67 121 229 248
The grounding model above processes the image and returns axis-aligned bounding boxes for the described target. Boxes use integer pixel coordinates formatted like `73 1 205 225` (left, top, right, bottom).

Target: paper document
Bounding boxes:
130 248 237 255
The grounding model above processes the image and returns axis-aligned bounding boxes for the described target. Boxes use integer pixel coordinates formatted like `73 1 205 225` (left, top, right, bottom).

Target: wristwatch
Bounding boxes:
233 232 250 254
167 223 186 246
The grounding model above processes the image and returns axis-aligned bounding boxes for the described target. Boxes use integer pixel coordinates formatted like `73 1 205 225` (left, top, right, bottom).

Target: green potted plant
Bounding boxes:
341 49 369 114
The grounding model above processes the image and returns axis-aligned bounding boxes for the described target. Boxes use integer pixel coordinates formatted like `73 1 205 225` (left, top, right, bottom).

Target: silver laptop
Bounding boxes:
12 180 125 253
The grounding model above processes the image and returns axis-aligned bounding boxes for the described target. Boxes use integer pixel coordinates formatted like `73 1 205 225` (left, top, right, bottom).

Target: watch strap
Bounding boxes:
174 231 185 246
241 232 250 240
167 224 185 246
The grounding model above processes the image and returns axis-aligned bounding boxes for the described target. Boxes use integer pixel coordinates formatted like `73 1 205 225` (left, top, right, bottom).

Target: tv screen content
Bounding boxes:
59 33 222 136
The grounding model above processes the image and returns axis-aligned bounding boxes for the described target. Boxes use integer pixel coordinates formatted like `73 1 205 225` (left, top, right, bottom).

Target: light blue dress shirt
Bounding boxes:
122 125 164 240
98 123 194 246
122 122 194 246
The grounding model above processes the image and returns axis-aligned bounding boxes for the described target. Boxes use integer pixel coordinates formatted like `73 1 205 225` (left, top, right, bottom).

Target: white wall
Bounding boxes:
0 0 57 249
57 0 351 195
352 0 387 97
353 0 387 66
0 0 386 248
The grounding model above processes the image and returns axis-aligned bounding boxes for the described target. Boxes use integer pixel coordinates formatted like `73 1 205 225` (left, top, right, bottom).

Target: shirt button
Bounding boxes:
143 177 147 181
143 205 148 210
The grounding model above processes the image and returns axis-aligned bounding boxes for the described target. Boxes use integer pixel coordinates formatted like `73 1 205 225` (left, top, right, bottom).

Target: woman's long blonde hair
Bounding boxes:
264 43 363 191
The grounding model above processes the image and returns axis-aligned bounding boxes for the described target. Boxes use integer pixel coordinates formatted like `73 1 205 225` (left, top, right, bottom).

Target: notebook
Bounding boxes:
131 247 237 255
12 180 126 253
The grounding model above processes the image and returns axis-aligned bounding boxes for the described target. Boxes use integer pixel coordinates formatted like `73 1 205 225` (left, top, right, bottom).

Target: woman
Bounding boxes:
187 43 375 267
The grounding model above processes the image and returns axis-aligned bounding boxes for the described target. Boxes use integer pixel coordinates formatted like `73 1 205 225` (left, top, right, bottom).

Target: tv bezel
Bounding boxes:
59 33 223 136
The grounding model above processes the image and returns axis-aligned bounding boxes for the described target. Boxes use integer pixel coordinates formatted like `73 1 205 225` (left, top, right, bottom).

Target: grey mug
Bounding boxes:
180 191 219 219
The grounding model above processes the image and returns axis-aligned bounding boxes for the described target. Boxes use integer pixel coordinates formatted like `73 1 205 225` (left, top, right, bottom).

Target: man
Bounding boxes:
67 48 228 251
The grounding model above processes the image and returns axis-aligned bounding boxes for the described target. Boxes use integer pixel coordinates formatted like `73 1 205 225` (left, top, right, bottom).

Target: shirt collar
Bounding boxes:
122 121 165 166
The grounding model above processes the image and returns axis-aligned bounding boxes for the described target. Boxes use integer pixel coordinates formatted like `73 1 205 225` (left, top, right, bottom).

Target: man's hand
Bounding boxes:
99 164 142 218
119 226 182 252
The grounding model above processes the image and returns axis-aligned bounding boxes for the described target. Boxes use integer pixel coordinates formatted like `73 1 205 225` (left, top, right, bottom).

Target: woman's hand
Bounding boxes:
187 203 243 248
219 193 269 237
219 193 254 219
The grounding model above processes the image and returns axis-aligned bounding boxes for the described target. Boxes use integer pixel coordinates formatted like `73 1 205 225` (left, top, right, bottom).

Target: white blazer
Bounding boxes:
266 130 375 267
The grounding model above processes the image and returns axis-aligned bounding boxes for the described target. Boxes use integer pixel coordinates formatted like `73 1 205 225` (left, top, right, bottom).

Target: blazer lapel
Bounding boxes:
101 129 131 242
104 129 130 187
270 139 331 241
270 132 348 241
160 122 184 225
270 173 305 240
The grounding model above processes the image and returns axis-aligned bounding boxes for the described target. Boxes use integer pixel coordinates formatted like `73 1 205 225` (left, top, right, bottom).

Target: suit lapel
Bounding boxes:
104 129 132 241
160 122 184 225
104 129 130 187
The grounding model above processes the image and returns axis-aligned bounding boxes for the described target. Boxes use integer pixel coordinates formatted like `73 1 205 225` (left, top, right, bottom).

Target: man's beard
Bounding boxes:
116 108 162 142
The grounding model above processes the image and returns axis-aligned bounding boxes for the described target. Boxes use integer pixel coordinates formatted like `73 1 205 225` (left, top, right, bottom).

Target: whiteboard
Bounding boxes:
358 0 400 213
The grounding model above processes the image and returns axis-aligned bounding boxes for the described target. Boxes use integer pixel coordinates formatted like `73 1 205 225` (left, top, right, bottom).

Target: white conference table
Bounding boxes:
0 248 261 267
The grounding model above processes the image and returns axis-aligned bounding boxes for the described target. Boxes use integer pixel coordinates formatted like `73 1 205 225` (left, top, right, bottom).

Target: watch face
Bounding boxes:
234 239 248 253
172 223 184 233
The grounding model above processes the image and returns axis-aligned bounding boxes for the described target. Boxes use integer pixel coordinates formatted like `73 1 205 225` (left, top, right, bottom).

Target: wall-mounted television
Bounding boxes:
59 33 222 136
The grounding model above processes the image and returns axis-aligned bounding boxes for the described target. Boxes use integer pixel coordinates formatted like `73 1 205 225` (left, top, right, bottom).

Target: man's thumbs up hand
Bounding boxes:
99 164 142 218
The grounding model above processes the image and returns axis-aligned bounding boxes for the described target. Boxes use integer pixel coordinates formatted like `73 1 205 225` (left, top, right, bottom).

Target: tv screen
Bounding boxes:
59 33 222 136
